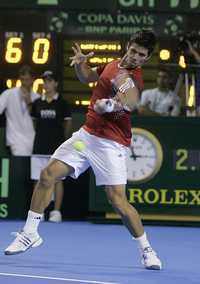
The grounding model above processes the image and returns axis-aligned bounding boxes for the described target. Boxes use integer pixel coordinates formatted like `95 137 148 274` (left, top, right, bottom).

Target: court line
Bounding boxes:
0 272 121 284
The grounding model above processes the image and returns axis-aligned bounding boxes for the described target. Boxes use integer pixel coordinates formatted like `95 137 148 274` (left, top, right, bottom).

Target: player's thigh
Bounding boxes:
89 141 127 186
31 156 50 180
45 158 74 180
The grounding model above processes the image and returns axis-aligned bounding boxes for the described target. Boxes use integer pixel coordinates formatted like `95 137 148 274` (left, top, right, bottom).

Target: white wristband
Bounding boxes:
94 98 123 114
104 99 115 112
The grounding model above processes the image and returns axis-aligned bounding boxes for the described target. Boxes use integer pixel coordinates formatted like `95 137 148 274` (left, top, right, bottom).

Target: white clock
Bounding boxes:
126 127 163 184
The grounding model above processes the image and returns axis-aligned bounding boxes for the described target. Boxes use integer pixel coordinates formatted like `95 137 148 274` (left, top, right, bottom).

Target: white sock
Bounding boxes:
23 210 43 234
134 232 151 250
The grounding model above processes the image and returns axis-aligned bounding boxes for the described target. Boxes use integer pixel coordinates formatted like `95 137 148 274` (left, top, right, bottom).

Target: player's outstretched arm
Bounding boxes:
69 43 99 83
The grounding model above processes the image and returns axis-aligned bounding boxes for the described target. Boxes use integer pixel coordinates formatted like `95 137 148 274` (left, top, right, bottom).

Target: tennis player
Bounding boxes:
5 29 162 270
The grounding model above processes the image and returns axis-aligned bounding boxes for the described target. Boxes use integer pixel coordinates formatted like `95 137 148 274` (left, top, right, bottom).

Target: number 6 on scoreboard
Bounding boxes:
5 37 22 63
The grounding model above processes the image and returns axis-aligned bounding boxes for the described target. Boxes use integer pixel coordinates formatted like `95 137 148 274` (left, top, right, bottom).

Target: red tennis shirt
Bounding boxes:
83 60 143 146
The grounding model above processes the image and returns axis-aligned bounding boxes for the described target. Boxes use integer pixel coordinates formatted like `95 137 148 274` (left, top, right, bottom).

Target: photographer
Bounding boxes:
179 33 200 116
177 32 200 64
186 40 200 63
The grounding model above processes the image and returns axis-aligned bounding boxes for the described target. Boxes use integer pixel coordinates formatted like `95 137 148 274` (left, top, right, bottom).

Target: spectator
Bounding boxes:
31 70 72 222
186 40 200 116
0 80 6 127
138 68 181 116
0 65 39 155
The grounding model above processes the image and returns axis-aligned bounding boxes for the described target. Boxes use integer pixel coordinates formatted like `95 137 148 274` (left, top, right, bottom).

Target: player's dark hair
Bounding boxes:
128 29 157 56
19 65 34 77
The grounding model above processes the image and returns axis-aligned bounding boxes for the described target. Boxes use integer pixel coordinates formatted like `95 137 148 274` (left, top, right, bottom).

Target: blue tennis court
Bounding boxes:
0 221 199 284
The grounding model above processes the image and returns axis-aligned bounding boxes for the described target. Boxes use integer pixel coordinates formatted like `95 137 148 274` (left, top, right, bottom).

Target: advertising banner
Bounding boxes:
89 117 200 222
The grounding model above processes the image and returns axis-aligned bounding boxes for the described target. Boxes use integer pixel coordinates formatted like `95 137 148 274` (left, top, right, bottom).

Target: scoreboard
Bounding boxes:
0 31 56 94
61 39 123 106
0 8 58 94
60 38 157 106
4 32 50 64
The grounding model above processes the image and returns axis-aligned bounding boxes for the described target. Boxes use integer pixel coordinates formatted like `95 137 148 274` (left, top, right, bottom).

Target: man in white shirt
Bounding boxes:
0 65 39 156
138 68 181 116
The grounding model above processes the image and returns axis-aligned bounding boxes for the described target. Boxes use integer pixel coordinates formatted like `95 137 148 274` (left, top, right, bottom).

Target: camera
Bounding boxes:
177 32 200 53
177 32 200 64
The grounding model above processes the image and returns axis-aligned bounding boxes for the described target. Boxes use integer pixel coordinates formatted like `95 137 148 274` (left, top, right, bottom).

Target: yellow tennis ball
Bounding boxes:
73 140 86 151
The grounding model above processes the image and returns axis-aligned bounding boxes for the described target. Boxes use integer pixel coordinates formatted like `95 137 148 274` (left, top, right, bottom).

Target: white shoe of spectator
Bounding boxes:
4 231 43 255
141 247 162 270
49 210 62 222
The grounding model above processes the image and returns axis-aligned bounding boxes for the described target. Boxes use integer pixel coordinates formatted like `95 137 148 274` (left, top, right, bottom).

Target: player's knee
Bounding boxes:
39 167 55 188
108 194 127 213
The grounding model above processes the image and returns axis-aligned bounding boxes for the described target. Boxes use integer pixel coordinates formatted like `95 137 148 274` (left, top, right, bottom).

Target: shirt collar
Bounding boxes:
41 93 59 101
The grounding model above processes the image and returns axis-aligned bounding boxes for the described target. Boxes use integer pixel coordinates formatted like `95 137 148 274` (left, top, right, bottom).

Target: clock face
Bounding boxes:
126 128 163 184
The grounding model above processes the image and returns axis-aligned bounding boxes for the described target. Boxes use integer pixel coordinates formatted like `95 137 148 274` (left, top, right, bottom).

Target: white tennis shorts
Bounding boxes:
31 155 50 180
52 128 128 186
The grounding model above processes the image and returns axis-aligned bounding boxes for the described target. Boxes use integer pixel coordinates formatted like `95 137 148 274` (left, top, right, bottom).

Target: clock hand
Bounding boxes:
133 154 155 158
130 153 155 159
129 146 155 159
130 145 137 160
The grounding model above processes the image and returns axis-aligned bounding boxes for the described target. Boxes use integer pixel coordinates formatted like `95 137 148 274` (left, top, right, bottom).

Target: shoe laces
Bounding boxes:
143 247 154 253
142 247 156 260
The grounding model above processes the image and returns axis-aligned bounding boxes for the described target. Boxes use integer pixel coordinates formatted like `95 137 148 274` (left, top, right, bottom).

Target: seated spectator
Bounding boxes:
138 68 181 116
